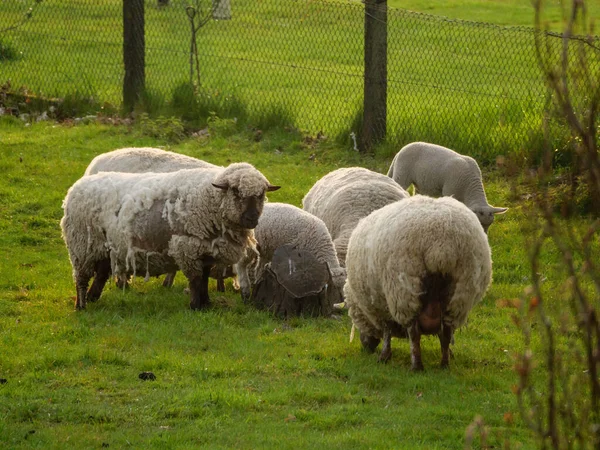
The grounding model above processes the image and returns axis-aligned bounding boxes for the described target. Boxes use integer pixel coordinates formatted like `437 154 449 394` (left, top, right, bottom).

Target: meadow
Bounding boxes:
0 114 565 449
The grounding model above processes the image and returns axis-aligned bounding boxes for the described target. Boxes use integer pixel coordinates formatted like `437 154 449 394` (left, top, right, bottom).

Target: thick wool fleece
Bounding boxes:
235 202 346 298
386 141 507 231
84 147 219 176
302 167 408 266
61 163 272 287
344 195 492 340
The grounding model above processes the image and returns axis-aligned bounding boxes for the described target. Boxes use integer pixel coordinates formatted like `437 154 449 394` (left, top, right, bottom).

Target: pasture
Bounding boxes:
0 117 552 448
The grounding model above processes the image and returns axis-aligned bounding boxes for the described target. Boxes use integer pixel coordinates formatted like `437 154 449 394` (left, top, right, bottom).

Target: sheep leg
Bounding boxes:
162 272 176 287
216 275 225 292
408 323 424 371
439 324 453 369
188 265 212 310
75 270 93 310
359 333 380 353
378 326 392 363
87 258 111 302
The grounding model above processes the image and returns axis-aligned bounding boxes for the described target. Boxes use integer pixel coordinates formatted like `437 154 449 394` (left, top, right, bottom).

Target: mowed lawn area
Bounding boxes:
0 117 564 449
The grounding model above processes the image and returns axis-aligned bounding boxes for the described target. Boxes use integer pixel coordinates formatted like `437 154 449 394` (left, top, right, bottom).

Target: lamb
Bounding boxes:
344 195 492 370
235 202 346 301
386 141 507 232
61 163 280 310
84 146 219 176
302 167 409 265
84 147 233 290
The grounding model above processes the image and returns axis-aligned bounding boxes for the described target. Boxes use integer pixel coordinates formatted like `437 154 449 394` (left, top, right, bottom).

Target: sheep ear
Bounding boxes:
491 206 508 215
212 182 228 191
266 184 281 192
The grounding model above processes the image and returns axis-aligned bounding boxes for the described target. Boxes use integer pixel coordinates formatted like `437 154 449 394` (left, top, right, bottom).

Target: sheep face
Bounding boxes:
211 163 280 229
213 184 280 229
471 205 508 233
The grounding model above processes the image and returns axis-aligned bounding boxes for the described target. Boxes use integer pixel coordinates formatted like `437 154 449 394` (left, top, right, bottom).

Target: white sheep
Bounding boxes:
387 141 507 232
61 163 280 310
344 195 492 370
84 146 219 176
84 146 233 290
235 202 346 301
302 167 409 265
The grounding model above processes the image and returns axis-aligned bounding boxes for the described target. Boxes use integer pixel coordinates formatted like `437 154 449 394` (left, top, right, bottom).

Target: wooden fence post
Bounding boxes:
361 0 387 153
123 0 145 112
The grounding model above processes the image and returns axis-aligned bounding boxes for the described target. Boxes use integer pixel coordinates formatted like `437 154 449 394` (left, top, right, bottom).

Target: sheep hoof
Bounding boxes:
440 361 450 370
360 334 380 353
411 363 424 372
378 349 392 364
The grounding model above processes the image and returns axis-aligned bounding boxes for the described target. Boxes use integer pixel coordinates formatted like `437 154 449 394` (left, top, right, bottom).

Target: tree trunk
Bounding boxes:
123 0 145 112
361 0 387 153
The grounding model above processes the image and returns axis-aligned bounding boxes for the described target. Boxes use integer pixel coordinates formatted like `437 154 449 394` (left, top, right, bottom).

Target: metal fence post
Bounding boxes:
123 0 145 112
361 0 387 153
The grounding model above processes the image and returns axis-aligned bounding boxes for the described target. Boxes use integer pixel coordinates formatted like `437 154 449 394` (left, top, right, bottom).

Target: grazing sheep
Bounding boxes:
84 147 236 291
344 195 492 370
386 141 507 232
61 163 280 310
84 146 219 176
235 202 346 301
302 167 409 265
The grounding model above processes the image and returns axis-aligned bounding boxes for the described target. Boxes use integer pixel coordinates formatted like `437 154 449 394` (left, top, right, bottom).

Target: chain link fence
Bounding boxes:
1 0 598 162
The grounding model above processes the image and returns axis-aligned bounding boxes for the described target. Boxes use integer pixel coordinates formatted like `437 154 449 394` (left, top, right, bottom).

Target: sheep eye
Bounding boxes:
231 187 239 196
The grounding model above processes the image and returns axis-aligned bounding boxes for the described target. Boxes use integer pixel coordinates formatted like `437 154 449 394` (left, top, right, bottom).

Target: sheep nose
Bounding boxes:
241 211 259 228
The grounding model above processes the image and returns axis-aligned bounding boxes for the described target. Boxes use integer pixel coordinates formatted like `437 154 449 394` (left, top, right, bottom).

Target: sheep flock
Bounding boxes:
61 143 504 371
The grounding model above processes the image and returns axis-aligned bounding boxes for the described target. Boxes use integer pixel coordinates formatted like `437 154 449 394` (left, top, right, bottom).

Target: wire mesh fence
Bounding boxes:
1 0 598 162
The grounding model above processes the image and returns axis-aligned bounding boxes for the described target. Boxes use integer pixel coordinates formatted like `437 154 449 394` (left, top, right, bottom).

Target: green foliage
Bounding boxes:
0 39 19 61
136 113 186 143
171 82 248 127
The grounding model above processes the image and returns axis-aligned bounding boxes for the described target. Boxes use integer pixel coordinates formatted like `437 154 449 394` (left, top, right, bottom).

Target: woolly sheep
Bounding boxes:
302 167 409 265
61 163 280 310
84 147 228 289
344 195 492 370
235 202 346 301
387 141 507 233
84 146 219 176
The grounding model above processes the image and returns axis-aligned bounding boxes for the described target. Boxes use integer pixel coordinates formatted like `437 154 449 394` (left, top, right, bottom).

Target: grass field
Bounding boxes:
2 0 596 165
0 114 581 448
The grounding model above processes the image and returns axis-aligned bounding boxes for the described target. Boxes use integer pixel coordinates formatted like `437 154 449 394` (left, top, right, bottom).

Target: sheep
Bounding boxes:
302 167 409 266
61 163 280 310
344 195 492 370
386 141 507 233
235 202 346 301
84 147 236 291
84 146 219 176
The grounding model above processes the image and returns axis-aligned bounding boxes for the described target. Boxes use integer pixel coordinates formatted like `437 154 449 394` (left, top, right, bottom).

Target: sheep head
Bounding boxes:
471 205 508 233
212 163 280 229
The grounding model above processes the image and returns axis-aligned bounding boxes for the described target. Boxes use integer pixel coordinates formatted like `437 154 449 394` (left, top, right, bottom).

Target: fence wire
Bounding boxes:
0 0 598 162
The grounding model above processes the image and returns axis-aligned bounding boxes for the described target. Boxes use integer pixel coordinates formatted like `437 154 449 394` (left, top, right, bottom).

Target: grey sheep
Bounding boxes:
387 141 507 232
84 146 219 176
344 195 492 370
302 167 409 265
235 202 346 301
61 163 280 310
84 146 235 290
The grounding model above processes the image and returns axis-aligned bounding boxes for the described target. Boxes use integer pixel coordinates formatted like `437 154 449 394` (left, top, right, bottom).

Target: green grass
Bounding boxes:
0 118 581 448
1 0 596 165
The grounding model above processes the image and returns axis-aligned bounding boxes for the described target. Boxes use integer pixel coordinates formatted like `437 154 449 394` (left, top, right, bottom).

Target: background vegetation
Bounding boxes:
1 0 597 165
